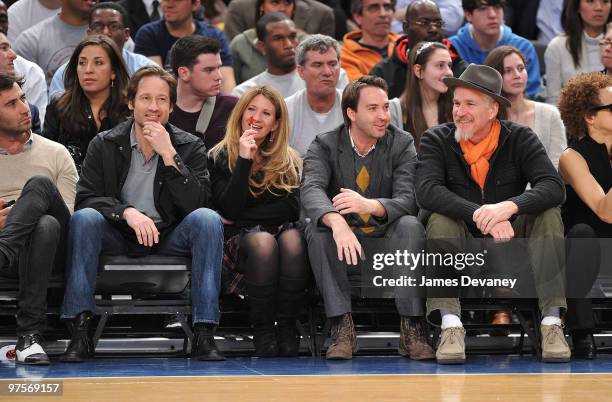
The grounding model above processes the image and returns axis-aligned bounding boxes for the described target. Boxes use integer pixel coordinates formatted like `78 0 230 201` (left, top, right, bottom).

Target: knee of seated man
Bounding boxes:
70 208 106 228
426 213 465 239
391 215 425 238
186 208 223 229
23 175 55 192
532 208 564 236
34 215 61 239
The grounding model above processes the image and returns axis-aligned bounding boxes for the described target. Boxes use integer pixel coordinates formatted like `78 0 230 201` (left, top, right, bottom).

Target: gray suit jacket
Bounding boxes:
301 124 418 232
224 0 335 41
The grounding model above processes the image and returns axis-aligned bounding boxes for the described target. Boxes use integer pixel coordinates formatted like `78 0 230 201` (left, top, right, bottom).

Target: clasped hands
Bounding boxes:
472 200 519 242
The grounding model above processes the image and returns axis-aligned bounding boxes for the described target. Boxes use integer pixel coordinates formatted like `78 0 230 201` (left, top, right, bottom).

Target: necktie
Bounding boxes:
150 0 160 20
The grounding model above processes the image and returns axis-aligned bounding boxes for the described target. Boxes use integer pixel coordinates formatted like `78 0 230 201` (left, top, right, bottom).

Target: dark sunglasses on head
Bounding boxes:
590 103 612 113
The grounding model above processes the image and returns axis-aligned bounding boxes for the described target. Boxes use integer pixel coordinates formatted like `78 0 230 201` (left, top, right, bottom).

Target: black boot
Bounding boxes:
572 330 596 360
253 325 278 357
192 324 225 361
276 276 308 357
248 282 279 357
60 311 95 362
277 319 300 357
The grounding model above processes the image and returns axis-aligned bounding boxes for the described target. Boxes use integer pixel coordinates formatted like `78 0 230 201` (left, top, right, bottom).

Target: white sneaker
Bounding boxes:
16 334 50 365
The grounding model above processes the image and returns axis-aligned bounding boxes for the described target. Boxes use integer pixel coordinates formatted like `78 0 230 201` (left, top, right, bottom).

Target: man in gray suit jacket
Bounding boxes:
224 0 335 41
301 76 434 361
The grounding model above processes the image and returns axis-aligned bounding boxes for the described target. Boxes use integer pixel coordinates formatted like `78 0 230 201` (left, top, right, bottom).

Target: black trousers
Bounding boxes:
565 223 601 332
0 176 70 335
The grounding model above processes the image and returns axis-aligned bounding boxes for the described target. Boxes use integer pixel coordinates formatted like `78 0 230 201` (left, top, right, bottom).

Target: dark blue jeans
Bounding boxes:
61 208 224 324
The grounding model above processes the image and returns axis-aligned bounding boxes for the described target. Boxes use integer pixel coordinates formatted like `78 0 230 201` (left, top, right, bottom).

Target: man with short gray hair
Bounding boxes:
233 13 348 98
286 34 344 156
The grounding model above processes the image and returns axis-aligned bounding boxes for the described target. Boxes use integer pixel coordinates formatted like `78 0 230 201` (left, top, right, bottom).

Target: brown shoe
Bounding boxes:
398 317 435 360
326 313 358 360
490 310 512 337
541 324 571 363
492 310 511 325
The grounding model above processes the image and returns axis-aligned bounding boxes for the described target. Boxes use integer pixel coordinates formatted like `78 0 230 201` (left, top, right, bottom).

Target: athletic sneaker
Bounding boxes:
16 333 50 365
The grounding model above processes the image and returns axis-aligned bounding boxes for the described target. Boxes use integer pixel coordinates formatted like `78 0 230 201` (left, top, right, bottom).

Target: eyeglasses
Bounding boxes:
590 103 612 113
89 22 124 34
598 39 612 48
413 18 445 29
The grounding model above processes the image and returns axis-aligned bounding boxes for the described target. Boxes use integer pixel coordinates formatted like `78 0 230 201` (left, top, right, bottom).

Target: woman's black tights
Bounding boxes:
238 228 310 329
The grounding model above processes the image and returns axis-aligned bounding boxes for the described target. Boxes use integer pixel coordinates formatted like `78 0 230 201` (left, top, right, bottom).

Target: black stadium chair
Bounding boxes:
93 255 194 352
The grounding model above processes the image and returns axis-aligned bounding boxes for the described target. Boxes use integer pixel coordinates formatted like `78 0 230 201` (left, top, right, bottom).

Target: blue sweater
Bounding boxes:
450 24 541 98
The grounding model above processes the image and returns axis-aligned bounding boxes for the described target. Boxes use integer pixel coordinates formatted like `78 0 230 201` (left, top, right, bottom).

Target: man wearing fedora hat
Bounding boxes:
416 63 570 364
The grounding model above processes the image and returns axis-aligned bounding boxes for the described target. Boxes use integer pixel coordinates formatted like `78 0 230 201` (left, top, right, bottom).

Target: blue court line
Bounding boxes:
3 356 612 379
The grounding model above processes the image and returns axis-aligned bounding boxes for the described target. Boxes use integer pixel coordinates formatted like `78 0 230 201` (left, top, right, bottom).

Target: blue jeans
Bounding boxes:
61 208 224 324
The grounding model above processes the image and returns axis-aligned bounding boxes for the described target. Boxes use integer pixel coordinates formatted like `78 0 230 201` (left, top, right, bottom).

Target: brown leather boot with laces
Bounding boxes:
326 313 358 360
398 317 435 360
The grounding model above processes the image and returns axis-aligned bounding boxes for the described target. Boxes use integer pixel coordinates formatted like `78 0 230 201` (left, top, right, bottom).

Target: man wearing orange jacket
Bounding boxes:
341 0 399 81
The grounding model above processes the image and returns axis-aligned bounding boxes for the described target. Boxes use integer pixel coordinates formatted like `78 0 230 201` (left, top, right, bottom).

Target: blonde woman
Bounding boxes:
208 85 309 358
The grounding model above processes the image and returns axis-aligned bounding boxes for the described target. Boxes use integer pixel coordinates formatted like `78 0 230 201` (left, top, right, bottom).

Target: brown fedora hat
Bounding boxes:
443 64 512 108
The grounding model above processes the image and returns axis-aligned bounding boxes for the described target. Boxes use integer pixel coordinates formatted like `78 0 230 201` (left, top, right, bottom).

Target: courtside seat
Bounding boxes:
93 255 194 352
96 255 191 296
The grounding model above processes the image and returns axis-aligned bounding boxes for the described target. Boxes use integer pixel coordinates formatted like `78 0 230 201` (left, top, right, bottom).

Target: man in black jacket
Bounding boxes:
60 66 225 362
369 0 467 99
416 64 569 364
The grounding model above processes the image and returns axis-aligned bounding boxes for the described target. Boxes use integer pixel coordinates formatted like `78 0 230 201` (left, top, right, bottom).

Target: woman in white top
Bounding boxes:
389 41 453 152
485 46 568 168
544 0 611 105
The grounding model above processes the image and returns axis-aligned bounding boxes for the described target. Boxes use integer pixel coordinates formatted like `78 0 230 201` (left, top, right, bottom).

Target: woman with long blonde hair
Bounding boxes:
209 85 309 357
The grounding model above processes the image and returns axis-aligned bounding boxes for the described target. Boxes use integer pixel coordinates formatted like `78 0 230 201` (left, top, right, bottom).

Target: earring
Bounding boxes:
268 132 274 142
111 79 114 88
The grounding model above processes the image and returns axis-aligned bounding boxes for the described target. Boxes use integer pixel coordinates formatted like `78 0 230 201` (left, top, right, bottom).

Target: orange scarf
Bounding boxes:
459 120 501 190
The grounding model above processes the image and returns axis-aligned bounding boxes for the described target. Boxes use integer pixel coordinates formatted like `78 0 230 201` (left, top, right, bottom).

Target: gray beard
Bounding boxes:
454 128 473 143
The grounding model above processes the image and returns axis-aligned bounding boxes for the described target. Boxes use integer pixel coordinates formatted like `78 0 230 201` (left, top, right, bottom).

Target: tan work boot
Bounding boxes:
436 327 466 364
398 317 435 360
541 324 571 363
326 313 358 360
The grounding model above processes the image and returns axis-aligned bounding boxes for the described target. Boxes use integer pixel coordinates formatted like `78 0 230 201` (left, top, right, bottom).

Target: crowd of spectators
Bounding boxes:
0 0 610 367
